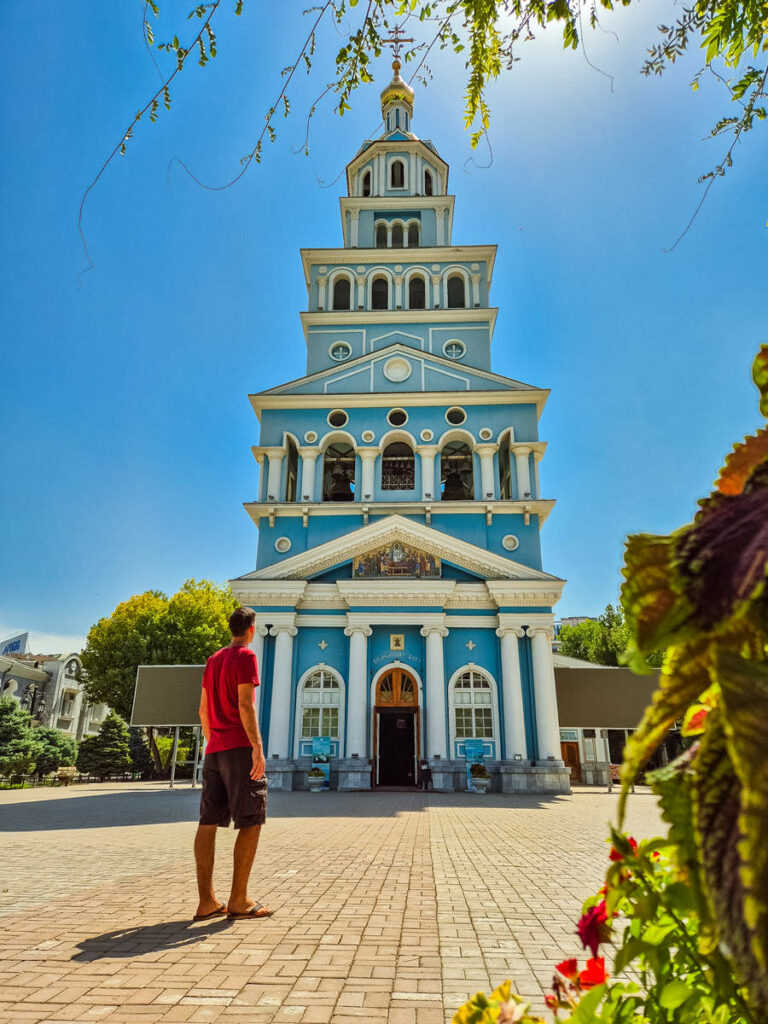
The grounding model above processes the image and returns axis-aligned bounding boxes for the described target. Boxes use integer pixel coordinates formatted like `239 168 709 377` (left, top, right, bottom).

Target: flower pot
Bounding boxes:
471 776 490 793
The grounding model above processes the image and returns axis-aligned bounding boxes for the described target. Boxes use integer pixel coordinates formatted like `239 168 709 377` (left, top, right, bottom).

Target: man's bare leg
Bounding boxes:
194 824 223 916
227 825 269 915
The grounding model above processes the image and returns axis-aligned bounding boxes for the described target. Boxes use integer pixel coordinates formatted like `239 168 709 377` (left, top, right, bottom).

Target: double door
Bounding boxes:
374 668 420 787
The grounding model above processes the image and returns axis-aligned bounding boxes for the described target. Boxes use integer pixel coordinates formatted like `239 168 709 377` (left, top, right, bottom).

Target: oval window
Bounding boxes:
275 537 292 553
328 409 349 428
502 535 520 552
330 341 352 361
445 407 466 425
387 408 408 427
443 340 466 360
479 428 493 441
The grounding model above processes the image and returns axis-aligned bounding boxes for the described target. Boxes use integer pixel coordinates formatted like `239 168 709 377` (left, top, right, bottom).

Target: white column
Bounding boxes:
299 447 319 502
250 625 269 680
267 625 297 758
351 209 359 248
358 448 379 501
265 448 284 501
476 443 498 500
420 445 438 500
420 626 449 758
430 275 441 308
355 276 365 310
317 276 328 311
532 450 543 499
394 275 403 310
344 625 372 757
527 627 561 760
514 446 532 500
254 454 266 502
437 208 445 245
496 627 527 759
471 273 481 307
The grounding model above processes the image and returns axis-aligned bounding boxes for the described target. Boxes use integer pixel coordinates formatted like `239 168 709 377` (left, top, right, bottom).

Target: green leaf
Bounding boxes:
659 980 694 1008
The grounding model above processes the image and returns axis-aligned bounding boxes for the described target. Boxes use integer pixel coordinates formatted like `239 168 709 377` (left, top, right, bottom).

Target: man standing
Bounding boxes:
194 606 272 921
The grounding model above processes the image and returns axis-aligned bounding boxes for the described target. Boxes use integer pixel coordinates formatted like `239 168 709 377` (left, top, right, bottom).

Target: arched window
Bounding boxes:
322 442 355 502
332 277 351 311
424 170 433 196
453 669 494 739
371 276 389 310
407 222 419 247
376 223 388 248
391 223 404 249
362 170 371 197
381 441 415 491
498 436 512 500
285 438 298 502
447 274 466 308
441 441 474 501
391 160 404 188
300 669 341 740
408 276 426 310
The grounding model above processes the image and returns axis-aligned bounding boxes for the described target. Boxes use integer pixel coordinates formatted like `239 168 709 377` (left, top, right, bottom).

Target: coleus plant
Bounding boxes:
453 348 768 1023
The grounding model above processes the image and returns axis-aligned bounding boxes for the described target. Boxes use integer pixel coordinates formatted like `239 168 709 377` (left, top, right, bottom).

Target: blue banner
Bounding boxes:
311 736 331 788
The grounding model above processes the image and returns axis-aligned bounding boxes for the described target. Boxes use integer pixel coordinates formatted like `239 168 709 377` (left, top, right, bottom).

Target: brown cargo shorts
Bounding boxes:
199 747 268 829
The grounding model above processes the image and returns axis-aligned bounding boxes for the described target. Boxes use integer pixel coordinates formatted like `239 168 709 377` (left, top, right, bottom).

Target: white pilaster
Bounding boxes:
514 446 532 500
350 208 359 248
358 448 379 501
496 627 527 759
476 443 498 500
419 445 438 500
355 275 366 310
317 276 328 311
267 624 298 758
532 449 543 499
250 625 269 681
265 448 285 502
420 625 449 758
299 447 319 502
394 275 403 310
437 210 445 245
527 627 561 760
344 625 372 756
471 273 481 307
430 275 441 308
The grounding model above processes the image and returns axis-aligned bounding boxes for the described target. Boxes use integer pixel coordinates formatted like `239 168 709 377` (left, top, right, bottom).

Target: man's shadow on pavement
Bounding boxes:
72 917 232 960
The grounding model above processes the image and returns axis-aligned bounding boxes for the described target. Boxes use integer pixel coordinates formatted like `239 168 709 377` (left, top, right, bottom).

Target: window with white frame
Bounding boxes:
453 670 494 738
60 692 77 718
300 669 341 739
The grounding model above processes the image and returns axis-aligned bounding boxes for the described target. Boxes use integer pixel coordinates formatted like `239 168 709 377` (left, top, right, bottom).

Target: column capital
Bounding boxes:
532 448 545 462
263 446 287 459
255 625 270 638
420 626 449 639
317 276 328 286
495 626 526 639
417 444 439 456
344 625 372 638
298 446 320 459
475 442 499 456
357 446 381 460
526 626 554 641
269 625 298 638
513 444 532 457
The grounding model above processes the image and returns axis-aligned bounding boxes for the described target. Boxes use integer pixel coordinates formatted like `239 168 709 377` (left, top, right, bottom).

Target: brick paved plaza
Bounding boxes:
0 784 663 1023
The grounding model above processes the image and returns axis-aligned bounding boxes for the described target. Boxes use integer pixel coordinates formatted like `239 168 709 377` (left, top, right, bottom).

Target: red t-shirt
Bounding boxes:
202 644 260 754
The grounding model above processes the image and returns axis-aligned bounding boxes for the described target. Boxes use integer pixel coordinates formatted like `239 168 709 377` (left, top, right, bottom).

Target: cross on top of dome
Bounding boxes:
379 25 416 121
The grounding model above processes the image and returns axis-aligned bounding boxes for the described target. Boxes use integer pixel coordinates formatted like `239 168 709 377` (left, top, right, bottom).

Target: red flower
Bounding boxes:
577 901 610 958
555 958 579 981
545 994 558 1009
579 957 608 989
609 836 638 861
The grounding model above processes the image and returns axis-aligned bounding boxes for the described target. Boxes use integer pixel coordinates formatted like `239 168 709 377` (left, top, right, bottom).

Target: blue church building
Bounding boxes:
230 62 570 793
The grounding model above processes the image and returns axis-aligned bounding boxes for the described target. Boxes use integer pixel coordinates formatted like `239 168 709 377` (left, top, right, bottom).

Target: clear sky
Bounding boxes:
1 2 765 653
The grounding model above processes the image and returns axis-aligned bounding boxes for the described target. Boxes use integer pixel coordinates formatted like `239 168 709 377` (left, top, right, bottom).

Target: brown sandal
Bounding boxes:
193 903 226 921
227 902 273 920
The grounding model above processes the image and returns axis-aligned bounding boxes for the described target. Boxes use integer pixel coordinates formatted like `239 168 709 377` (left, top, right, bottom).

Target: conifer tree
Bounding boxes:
76 712 132 780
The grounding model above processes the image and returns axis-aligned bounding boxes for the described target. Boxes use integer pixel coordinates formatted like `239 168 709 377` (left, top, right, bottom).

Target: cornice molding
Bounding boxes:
301 244 496 286
298 307 499 340
244 499 557 528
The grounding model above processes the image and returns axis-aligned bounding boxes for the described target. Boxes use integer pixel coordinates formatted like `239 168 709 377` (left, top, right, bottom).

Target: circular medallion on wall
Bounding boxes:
442 339 466 360
330 341 352 361
361 429 375 443
328 409 349 428
479 427 493 441
356 265 365 273
304 430 318 443
420 428 434 442
501 534 520 552
387 408 409 427
394 264 403 273
317 266 327 273
275 537 292 553
445 407 467 425
383 357 412 383
431 264 440 272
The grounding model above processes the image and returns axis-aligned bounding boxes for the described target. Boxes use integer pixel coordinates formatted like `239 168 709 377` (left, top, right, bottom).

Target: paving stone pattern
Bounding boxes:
0 783 662 1023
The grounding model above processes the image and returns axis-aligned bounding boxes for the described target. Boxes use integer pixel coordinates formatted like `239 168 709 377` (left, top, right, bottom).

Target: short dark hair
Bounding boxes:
229 606 256 637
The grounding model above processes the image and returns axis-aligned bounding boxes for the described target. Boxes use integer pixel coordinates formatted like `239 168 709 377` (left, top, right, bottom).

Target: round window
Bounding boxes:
275 537 292 553
387 408 408 427
445 407 466 425
304 430 318 443
502 535 520 552
443 339 466 360
383 357 412 382
328 409 349 428
361 430 375 443
479 427 493 441
330 341 352 362
420 428 434 442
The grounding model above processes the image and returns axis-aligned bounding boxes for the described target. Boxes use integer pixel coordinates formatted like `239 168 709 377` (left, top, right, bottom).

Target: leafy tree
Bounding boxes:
80 0 767 267
0 695 33 747
32 728 78 778
129 727 154 779
76 712 132 780
559 604 663 668
0 697 44 779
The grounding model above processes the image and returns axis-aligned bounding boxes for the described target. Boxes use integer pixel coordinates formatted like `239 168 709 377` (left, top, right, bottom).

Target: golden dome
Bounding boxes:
380 59 414 113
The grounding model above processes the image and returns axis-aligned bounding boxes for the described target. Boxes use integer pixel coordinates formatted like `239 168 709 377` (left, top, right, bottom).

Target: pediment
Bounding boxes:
235 515 563 585
259 343 536 397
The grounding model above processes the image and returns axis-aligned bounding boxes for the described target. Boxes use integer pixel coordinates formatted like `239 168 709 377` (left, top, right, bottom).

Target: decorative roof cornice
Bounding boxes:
345 138 450 192
299 306 499 341
244 499 557 528
300 245 496 286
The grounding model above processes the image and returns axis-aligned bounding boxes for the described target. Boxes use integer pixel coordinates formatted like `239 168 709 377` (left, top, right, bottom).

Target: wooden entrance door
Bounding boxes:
374 668 420 787
561 741 581 783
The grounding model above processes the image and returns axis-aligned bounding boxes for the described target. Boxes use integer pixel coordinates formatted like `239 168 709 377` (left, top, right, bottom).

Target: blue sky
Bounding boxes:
1 2 765 652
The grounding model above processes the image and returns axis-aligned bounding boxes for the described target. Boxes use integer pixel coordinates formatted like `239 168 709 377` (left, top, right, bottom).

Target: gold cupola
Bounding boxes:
380 59 414 127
